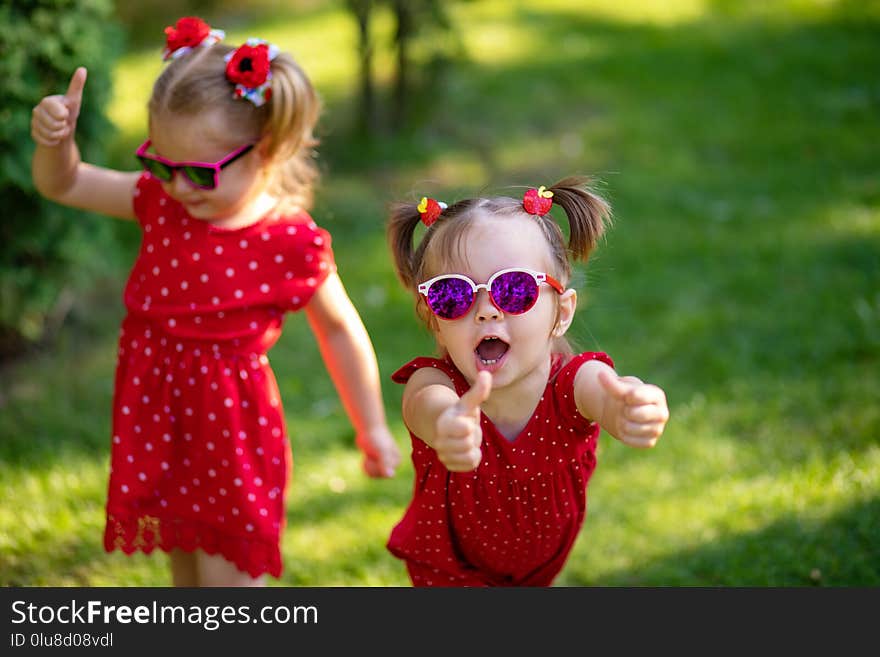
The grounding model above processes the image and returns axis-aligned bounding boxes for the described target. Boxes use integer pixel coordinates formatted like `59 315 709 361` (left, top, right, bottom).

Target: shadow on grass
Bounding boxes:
322 9 879 182
565 495 880 586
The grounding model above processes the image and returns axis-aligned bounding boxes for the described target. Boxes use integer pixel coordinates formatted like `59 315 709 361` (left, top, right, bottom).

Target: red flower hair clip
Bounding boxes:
162 16 224 61
523 186 554 216
224 38 280 107
418 197 447 226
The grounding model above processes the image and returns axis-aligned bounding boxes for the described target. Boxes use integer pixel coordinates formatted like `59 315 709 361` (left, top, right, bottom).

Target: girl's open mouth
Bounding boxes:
475 336 509 371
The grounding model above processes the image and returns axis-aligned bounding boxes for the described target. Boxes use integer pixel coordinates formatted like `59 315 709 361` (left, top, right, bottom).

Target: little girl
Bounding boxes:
385 178 669 586
30 17 400 586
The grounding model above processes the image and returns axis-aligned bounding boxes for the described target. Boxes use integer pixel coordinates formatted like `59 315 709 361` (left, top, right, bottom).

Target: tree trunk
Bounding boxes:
347 0 376 134
392 0 413 128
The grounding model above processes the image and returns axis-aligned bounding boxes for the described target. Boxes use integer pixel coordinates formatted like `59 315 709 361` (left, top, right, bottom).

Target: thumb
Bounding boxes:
598 368 632 401
457 370 492 415
64 67 87 109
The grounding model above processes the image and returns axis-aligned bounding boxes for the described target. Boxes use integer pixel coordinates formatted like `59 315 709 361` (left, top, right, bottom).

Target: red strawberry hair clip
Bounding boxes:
162 16 225 61
523 185 554 216
418 197 447 226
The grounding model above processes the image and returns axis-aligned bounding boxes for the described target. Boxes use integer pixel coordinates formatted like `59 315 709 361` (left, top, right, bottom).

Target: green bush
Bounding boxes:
0 0 123 358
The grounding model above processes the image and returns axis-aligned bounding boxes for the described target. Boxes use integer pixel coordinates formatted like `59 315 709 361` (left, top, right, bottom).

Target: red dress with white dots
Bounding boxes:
388 351 614 586
103 174 335 578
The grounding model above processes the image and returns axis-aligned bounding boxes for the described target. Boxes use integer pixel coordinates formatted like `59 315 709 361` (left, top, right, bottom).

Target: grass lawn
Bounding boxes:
1 0 878 586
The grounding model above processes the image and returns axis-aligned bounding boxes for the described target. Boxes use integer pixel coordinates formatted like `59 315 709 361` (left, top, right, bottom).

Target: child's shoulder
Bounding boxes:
550 351 614 389
392 355 454 383
133 173 163 215
262 209 332 246
210 209 335 269
547 352 615 430
553 351 614 375
391 355 470 394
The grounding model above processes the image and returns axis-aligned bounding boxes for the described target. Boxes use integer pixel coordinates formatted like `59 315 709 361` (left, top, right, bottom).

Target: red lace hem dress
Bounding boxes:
103 174 335 578
387 351 614 586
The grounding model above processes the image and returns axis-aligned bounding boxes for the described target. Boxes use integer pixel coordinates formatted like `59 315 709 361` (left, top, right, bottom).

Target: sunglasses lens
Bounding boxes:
139 157 173 182
426 277 474 320
491 270 539 314
182 166 216 190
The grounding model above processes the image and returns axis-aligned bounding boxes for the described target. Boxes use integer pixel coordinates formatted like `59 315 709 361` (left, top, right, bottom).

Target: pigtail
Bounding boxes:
547 176 612 261
386 202 426 289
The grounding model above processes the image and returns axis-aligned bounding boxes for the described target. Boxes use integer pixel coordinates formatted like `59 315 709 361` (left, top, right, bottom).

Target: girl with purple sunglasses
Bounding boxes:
30 16 400 586
385 178 669 586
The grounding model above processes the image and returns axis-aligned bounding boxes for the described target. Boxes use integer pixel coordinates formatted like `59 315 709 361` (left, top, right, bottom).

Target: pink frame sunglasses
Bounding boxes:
135 139 255 190
418 268 564 320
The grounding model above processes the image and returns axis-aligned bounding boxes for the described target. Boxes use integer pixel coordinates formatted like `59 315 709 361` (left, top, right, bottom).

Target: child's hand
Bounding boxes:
31 67 87 147
434 371 492 472
357 426 401 478
598 370 668 448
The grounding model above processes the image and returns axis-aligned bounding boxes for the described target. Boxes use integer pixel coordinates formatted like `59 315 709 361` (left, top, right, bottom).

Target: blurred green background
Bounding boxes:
1 0 878 586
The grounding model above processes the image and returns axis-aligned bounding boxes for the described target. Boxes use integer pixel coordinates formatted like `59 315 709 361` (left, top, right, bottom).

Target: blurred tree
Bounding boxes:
345 0 460 134
346 0 377 134
0 0 123 360
113 0 219 50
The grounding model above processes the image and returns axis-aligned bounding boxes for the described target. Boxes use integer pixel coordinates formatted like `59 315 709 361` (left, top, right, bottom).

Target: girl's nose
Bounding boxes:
166 171 193 198
474 289 501 321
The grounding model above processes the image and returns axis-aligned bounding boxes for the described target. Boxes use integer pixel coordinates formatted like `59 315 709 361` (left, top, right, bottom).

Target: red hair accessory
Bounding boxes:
523 185 554 216
224 38 279 107
418 197 447 226
162 16 224 61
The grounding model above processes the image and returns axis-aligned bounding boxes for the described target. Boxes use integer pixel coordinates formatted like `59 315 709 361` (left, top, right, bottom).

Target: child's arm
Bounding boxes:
31 67 139 221
401 368 491 472
304 272 401 478
574 359 668 448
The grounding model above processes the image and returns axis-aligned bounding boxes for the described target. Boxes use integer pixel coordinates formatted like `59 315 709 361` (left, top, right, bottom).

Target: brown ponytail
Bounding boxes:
386 202 425 290
546 176 612 262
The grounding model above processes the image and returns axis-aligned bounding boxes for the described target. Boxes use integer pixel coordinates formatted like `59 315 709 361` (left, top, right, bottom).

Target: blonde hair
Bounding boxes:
148 43 321 212
387 176 612 353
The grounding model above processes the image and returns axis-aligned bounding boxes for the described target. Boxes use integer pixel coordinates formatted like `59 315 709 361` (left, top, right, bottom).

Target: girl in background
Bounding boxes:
31 17 399 586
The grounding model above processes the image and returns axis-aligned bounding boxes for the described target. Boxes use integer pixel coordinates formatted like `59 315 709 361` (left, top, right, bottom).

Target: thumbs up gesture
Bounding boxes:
597 370 669 449
31 67 87 147
434 371 492 472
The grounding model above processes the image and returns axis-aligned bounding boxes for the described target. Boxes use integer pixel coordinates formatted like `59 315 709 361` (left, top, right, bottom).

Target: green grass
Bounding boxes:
2 0 878 586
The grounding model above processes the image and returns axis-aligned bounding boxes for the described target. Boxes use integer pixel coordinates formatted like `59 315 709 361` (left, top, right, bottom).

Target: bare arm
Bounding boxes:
574 359 668 449
31 67 138 221
401 367 460 448
304 272 400 477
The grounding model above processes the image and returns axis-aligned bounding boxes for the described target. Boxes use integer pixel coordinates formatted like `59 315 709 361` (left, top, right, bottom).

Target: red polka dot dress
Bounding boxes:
103 174 335 578
388 351 614 586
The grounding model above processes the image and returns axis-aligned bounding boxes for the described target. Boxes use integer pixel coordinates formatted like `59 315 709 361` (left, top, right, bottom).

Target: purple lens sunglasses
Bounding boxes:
418 268 564 320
